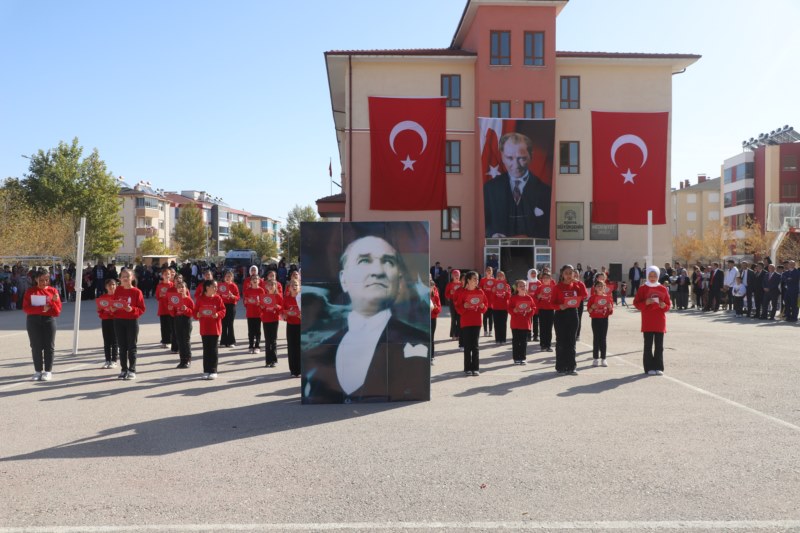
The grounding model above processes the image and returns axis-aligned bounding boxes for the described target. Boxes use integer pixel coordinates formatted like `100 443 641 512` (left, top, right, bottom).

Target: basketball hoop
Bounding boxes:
790 227 800 234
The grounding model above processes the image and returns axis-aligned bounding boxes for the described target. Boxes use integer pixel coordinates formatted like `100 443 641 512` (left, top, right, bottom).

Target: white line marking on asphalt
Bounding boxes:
579 342 800 434
1 520 800 531
0 363 91 392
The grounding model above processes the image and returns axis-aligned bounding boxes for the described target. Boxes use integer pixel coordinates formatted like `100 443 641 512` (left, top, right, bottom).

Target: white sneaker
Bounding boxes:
254 348 261 353
110 361 118 368
41 372 52 381
520 360 527 365
600 359 608 367
655 370 664 376
472 370 480 376
647 370 657 375
201 373 209 380
124 372 136 380
32 372 42 381
592 359 600 367
230 343 237 348
208 373 218 380
102 361 111 369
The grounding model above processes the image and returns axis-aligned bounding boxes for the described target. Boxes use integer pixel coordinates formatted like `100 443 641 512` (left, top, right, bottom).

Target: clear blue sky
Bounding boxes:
2 0 798 222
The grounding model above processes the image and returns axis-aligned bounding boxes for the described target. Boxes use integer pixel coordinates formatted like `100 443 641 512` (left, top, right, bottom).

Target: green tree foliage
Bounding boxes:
138 236 169 257
173 204 208 260
20 138 122 259
279 205 318 263
254 233 279 262
222 222 256 252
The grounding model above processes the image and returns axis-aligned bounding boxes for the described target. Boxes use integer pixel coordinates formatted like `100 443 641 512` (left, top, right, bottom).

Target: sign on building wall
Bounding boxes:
590 203 619 240
556 202 584 240
479 118 555 239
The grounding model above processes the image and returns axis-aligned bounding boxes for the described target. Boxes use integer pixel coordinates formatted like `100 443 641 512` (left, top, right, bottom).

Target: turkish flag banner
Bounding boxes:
369 97 447 211
591 111 669 224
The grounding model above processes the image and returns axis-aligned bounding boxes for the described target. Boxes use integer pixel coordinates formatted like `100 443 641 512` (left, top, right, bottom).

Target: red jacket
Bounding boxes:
587 293 614 319
259 291 283 323
243 286 266 319
112 287 146 320
217 281 240 305
23 286 62 317
430 286 442 319
156 281 173 316
527 279 541 295
479 277 496 300
455 288 488 327
282 294 301 325
445 281 462 304
195 294 226 336
633 284 671 332
509 294 537 330
552 281 588 310
534 280 558 311
169 294 195 318
96 294 116 320
490 280 511 311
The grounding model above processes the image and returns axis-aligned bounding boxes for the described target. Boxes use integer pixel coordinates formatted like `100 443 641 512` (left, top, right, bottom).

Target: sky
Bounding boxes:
1 0 798 223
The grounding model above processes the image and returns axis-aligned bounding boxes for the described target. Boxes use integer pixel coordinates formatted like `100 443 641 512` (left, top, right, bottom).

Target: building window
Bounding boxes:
441 75 461 107
560 76 580 109
723 167 733 184
724 192 733 208
783 155 798 171
708 192 719 203
524 101 544 119
441 206 461 240
490 100 511 118
158 220 165 230
559 141 580 174
737 188 754 205
687 211 697 221
782 183 798 199
490 31 511 65
524 32 545 66
708 211 720 221
135 197 159 209
687 194 697 204
445 140 461 173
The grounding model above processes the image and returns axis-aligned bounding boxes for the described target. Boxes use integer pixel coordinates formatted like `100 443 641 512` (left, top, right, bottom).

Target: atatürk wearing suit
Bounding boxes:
483 172 551 238
302 316 430 404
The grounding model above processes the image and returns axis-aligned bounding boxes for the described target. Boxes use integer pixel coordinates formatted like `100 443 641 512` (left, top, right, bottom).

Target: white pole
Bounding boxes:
647 210 653 267
72 217 86 356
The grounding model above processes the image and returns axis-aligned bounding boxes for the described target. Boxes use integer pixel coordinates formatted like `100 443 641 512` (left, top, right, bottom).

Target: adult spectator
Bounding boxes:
93 261 106 298
750 262 765 319
782 260 799 322
723 259 739 311
739 261 754 316
707 262 724 311
761 263 781 320
629 262 643 295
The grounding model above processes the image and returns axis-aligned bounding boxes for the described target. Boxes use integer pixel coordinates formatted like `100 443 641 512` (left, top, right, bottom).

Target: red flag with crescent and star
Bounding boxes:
369 97 447 211
591 111 669 225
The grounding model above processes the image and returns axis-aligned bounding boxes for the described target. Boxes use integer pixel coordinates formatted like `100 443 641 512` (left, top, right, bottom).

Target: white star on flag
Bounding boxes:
486 165 501 179
621 168 637 184
401 155 416 171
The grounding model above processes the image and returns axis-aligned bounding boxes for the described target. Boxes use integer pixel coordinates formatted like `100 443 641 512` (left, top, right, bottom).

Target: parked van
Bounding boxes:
223 250 260 271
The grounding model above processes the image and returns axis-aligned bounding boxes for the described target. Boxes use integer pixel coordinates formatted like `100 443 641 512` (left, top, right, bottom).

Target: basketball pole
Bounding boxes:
72 217 86 356
647 210 653 267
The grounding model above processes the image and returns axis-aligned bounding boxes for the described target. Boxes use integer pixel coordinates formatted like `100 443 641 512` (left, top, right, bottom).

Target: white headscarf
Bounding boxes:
644 265 661 288
527 268 538 282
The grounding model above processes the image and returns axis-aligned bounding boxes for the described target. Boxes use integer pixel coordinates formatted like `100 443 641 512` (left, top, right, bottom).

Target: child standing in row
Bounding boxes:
283 279 302 378
171 279 194 368
218 270 240 347
195 279 226 380
491 271 510 345
634 266 671 375
587 280 613 367
552 265 588 375
509 280 537 365
243 275 265 354
96 278 119 369
114 269 146 381
446 269 462 342
261 280 283 368
455 271 487 376
479 267 495 337
534 272 556 352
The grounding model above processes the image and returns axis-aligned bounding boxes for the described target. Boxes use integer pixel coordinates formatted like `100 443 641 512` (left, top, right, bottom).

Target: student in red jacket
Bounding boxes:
445 269 462 341
552 264 588 375
491 270 511 344
170 278 194 368
243 275 265 354
113 269 146 380
23 269 63 381
527 268 541 342
218 270 240 348
283 278 302 377
634 266 672 375
479 266 496 337
260 280 283 368
195 279 226 380
429 275 442 364
155 267 176 350
534 272 557 352
95 278 119 369
509 279 537 365
587 280 614 367
455 271 488 376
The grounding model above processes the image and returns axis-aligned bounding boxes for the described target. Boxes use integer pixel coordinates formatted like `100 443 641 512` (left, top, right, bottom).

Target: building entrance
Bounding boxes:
484 238 551 283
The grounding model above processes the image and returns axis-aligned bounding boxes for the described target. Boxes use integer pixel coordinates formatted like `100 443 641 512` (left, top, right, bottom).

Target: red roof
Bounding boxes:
316 193 346 203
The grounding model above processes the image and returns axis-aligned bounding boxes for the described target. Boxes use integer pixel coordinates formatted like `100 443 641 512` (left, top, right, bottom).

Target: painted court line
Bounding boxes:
578 342 800 434
1 520 800 532
0 363 90 392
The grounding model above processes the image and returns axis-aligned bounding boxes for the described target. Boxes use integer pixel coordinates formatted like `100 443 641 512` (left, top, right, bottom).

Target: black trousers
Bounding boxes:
676 289 689 310
114 319 139 372
286 323 301 376
159 314 177 350
538 309 554 349
449 303 460 338
744 287 755 313
631 280 640 296
531 314 539 339
430 317 437 359
591 317 608 359
263 321 279 364
221 303 237 346
576 301 584 339
554 308 579 372
483 310 493 333
762 291 778 318
733 295 744 315
247 317 261 349
511 329 528 361
462 326 480 372
202 335 219 373
493 310 508 343
785 291 798 321
694 288 704 308
643 332 664 372
27 315 56 372
174 315 193 362
752 290 764 318
101 318 118 362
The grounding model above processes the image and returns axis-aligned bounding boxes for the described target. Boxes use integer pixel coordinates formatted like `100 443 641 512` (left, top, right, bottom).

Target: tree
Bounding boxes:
173 204 208 260
138 236 169 257
700 222 733 262
777 232 800 263
254 233 279 262
739 217 772 260
20 138 122 259
0 186 75 259
222 222 256 252
279 205 318 263
672 233 703 266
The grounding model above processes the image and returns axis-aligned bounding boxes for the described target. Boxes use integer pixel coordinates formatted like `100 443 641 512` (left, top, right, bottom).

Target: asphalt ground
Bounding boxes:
0 299 799 532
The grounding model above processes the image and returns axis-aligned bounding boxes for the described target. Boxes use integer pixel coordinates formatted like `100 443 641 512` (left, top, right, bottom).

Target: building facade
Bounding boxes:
248 214 282 247
322 0 699 279
118 180 173 263
671 175 721 238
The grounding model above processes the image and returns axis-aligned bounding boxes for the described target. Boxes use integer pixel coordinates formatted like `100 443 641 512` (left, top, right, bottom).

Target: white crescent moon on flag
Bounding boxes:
389 120 428 155
610 134 648 168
